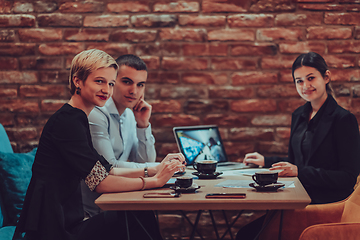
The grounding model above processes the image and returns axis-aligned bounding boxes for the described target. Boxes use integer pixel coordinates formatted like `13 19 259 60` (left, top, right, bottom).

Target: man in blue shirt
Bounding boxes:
88 54 157 169
83 54 159 217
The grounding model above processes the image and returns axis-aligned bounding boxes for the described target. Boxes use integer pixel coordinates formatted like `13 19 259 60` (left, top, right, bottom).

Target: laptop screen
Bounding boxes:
173 125 228 165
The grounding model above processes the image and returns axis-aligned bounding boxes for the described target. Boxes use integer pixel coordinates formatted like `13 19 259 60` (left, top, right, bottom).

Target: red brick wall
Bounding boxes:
1 0 360 161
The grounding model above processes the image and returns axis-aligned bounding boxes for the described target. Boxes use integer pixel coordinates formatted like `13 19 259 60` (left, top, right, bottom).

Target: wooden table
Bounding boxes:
96 173 311 240
96 174 310 211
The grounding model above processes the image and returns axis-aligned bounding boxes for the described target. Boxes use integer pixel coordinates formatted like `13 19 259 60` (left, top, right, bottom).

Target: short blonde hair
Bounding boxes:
69 49 118 95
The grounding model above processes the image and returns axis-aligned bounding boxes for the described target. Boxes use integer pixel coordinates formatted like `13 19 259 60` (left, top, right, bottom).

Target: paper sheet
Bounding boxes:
221 168 284 177
214 180 295 188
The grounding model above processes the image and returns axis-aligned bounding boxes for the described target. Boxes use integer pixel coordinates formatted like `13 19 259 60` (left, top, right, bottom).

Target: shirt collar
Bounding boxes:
105 98 120 116
105 97 127 119
300 94 330 124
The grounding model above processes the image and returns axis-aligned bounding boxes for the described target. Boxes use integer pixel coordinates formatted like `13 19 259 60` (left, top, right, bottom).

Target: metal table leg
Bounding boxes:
220 210 244 240
132 212 154 240
189 210 203 240
253 210 277 240
124 211 156 240
125 211 130 240
222 210 234 240
278 210 284 240
181 211 205 240
209 210 220 240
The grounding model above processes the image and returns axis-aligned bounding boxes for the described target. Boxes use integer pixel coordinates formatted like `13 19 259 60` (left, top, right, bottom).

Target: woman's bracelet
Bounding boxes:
139 176 146 190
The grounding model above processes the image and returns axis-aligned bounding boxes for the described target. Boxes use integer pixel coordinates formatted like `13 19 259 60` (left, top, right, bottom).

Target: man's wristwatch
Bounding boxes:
144 167 149 177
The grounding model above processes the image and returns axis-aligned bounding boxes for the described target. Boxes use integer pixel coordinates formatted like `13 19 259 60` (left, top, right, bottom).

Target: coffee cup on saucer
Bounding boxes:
175 176 193 189
193 160 217 175
252 171 278 186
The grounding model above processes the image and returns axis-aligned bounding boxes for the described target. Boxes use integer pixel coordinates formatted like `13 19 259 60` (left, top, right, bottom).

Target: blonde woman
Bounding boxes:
14 49 184 240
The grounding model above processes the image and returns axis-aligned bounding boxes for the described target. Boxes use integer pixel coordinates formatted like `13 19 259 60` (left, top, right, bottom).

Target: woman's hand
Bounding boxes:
152 153 186 187
152 153 186 175
270 162 298 177
243 152 265 167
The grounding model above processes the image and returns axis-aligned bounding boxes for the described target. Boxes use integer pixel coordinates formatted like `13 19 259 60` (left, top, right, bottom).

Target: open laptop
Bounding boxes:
173 125 246 171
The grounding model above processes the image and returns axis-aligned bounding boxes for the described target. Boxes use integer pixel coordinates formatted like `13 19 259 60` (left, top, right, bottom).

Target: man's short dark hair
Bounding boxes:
115 54 147 71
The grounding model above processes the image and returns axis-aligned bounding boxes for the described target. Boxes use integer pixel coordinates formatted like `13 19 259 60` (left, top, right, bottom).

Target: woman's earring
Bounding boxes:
76 87 81 95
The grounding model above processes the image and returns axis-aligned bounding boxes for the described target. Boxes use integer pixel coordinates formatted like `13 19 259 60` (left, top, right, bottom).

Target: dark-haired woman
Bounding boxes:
236 52 360 240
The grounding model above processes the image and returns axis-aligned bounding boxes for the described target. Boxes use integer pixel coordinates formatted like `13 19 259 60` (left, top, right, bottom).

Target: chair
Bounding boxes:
0 124 13 153
259 177 360 240
0 123 37 240
0 123 15 239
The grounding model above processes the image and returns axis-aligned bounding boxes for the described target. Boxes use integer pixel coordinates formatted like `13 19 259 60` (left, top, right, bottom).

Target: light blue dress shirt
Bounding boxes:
88 97 157 168
82 98 157 217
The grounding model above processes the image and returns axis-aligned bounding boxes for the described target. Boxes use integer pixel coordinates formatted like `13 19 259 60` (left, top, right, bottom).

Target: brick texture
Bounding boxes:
0 0 359 168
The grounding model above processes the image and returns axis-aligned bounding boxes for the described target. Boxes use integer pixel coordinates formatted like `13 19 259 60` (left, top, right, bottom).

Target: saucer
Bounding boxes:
170 183 201 193
192 171 223 179
249 182 285 192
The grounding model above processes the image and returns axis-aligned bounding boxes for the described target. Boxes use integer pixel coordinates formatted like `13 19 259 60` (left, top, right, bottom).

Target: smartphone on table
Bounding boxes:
205 193 246 199
143 192 181 198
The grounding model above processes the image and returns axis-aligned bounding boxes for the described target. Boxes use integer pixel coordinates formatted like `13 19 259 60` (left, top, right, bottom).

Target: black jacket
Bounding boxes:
14 104 112 240
265 95 360 204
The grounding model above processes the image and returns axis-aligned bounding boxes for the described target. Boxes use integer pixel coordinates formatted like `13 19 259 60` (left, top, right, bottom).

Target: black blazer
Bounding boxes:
265 95 360 204
15 104 112 240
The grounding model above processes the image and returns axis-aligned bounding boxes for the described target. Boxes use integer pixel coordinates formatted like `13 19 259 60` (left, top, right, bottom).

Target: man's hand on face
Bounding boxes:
133 96 152 128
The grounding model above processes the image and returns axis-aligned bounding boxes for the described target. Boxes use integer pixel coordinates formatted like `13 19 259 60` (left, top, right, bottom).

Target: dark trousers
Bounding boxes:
235 215 265 240
76 210 163 240
24 210 163 240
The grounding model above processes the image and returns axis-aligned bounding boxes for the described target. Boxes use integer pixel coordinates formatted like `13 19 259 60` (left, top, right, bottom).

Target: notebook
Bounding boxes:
173 125 245 170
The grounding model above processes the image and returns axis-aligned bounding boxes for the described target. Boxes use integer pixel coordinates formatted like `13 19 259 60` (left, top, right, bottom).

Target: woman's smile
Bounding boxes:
97 95 108 101
302 88 315 95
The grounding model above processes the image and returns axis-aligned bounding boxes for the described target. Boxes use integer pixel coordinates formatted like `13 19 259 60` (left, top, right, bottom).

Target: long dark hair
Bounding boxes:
292 52 334 97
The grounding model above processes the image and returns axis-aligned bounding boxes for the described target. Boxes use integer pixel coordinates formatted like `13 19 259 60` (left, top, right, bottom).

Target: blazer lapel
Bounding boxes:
291 101 310 135
306 96 337 165
289 103 309 166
